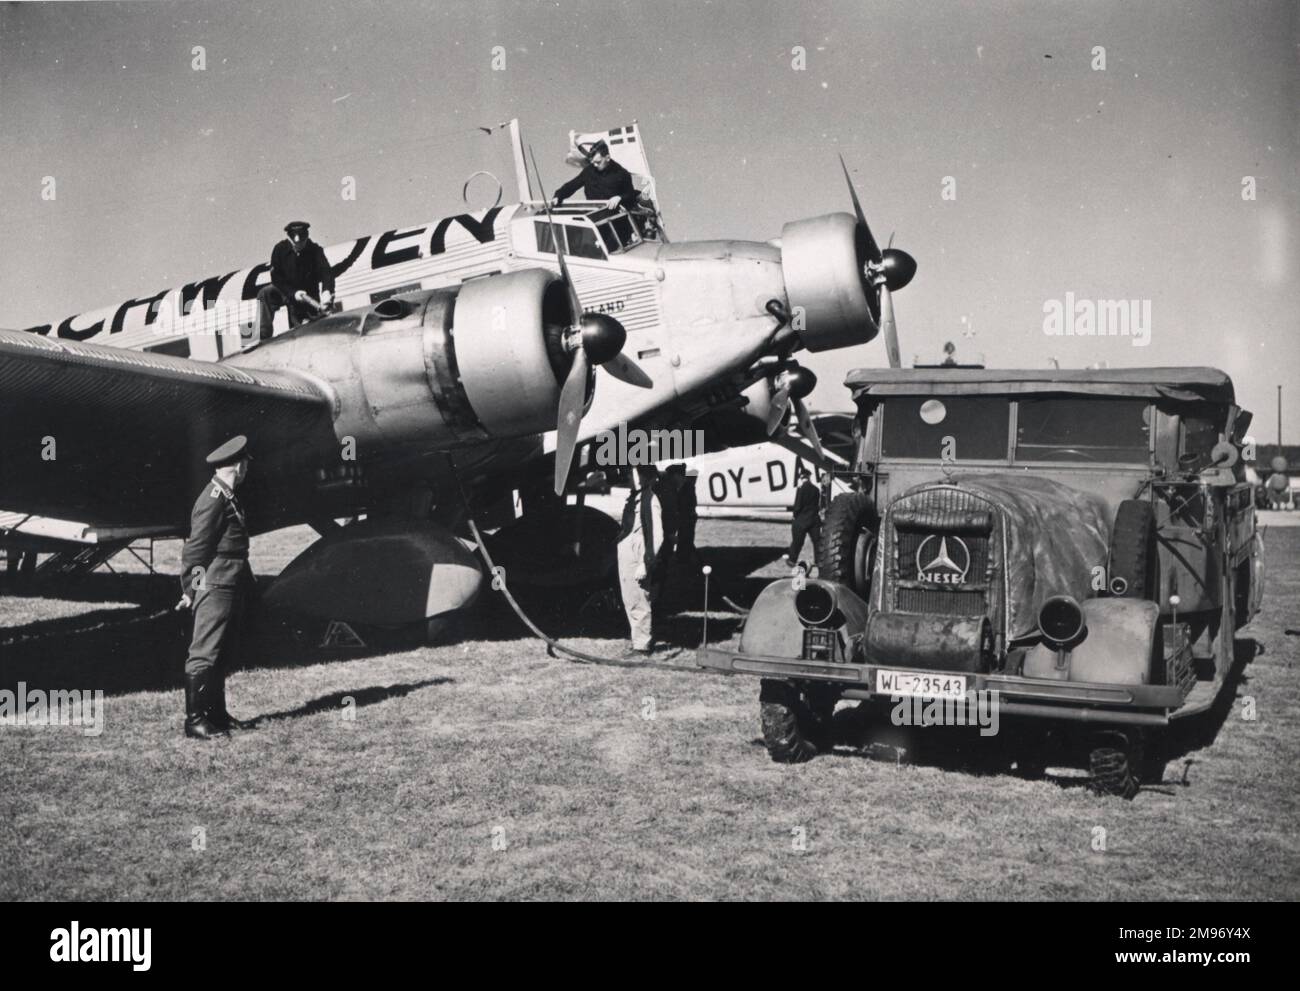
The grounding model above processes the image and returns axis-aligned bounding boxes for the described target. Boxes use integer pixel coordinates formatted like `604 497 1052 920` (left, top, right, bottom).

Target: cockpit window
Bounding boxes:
1015 398 1149 464
565 224 605 260
597 223 620 253
612 214 637 246
881 397 1010 461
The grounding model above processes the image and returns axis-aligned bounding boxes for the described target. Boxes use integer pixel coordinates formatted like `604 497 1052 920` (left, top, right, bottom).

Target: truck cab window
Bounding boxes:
881 397 1010 461
1016 398 1149 463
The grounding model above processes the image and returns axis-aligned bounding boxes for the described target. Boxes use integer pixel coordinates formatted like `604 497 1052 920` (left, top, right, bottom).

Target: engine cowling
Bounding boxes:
779 212 878 352
236 268 575 456
453 268 574 437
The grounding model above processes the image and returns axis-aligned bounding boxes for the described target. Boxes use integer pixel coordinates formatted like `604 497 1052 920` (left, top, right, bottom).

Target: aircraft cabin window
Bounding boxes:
535 221 565 255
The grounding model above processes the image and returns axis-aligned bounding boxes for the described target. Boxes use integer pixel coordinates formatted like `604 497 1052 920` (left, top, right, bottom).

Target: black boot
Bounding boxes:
184 670 227 740
210 671 256 732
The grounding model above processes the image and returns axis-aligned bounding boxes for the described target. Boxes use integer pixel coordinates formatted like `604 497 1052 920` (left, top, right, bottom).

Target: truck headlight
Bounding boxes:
1039 595 1086 648
795 584 836 627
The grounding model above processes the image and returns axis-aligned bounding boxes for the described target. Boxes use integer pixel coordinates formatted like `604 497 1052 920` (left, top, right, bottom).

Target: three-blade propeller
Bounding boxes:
528 149 650 494
838 155 917 369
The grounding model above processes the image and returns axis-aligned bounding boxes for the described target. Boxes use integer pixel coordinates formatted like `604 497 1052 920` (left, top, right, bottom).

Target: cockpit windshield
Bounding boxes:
534 220 606 260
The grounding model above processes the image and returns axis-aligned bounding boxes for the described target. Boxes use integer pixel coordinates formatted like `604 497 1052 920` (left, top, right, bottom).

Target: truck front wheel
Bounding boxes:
759 680 834 763
1089 730 1144 799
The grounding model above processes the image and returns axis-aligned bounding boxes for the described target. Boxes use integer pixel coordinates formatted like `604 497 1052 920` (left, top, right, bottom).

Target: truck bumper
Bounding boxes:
695 647 1187 725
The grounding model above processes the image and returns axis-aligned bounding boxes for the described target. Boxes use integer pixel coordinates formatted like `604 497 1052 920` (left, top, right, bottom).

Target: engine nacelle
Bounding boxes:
235 268 574 457
779 212 878 352
454 268 572 437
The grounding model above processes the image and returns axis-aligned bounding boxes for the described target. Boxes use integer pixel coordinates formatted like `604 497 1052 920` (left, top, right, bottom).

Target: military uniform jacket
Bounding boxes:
180 477 250 594
791 481 821 525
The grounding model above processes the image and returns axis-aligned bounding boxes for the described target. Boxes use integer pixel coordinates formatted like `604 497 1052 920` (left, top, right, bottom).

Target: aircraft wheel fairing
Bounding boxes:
264 518 483 625
486 506 618 587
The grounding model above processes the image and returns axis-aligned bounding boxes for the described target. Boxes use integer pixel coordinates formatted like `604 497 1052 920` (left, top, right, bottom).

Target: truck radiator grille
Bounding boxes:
895 587 987 615
884 486 1002 624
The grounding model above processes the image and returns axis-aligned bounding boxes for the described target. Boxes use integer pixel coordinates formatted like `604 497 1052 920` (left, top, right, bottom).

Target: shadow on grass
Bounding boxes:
0 571 174 605
1152 634 1262 784
731 635 1264 793
0 542 781 694
463 543 777 649
255 677 454 723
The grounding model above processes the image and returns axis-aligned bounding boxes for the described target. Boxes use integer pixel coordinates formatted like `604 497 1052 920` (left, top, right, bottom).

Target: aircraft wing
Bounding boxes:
0 329 337 529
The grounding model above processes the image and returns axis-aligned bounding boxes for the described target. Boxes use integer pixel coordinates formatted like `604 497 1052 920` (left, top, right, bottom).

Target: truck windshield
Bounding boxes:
1015 398 1149 463
880 397 1010 460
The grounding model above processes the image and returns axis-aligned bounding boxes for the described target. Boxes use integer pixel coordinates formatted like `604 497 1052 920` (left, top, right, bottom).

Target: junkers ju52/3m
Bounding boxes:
698 367 1264 798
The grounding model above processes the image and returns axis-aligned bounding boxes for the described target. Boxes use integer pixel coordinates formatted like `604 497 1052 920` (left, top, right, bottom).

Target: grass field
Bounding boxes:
2 518 1297 900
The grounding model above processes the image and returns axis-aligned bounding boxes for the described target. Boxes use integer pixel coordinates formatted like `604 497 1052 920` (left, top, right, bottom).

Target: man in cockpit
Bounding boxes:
551 141 640 213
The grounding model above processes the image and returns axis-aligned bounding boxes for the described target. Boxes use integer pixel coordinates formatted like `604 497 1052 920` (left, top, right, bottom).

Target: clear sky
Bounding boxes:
2 0 1297 438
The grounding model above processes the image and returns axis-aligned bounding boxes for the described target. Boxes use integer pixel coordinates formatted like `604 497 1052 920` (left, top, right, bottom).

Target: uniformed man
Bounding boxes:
665 464 699 570
784 464 823 568
255 221 335 342
175 435 257 739
617 465 667 656
551 141 641 212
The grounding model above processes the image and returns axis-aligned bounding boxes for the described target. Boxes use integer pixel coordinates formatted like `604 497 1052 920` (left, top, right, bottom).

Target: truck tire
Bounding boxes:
759 680 833 763
1233 560 1251 629
819 491 877 599
1108 500 1159 601
1088 731 1142 799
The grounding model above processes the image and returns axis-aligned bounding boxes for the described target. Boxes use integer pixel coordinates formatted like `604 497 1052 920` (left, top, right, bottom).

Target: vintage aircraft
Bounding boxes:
0 120 916 636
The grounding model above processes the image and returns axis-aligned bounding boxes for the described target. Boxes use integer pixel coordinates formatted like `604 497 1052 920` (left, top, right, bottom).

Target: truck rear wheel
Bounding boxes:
819 491 877 599
759 680 833 763
1108 500 1159 600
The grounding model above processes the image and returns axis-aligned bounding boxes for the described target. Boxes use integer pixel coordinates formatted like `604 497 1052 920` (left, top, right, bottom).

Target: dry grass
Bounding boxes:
1 521 1297 901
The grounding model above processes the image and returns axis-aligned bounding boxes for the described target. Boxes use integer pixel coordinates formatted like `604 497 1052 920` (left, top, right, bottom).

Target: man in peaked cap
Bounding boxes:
175 435 257 739
254 220 336 342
